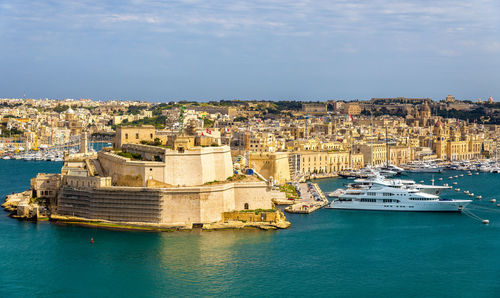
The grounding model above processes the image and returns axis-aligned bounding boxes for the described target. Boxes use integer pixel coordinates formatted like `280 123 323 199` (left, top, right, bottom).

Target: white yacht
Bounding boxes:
348 175 450 195
328 185 471 212
406 163 444 173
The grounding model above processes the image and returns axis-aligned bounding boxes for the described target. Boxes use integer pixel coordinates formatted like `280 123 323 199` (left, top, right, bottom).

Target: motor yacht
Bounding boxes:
328 185 471 212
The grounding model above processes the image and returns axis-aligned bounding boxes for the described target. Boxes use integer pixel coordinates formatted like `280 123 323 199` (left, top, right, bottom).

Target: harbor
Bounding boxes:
2 159 500 297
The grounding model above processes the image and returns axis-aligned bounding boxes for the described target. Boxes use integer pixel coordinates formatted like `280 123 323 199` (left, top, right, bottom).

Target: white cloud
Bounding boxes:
1 0 499 55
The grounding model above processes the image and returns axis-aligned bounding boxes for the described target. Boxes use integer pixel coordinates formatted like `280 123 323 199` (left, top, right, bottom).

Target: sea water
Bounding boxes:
1 160 499 297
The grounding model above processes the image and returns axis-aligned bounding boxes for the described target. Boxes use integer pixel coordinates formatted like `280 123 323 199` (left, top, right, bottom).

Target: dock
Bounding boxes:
285 182 329 214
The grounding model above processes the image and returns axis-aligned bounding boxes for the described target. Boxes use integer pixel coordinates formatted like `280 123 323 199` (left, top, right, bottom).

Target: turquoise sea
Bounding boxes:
1 159 500 297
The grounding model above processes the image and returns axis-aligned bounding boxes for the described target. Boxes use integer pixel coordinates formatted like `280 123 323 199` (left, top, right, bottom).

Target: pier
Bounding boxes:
285 182 329 214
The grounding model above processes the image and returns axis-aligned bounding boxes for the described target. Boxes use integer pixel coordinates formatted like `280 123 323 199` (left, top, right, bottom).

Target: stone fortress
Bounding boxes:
23 127 289 229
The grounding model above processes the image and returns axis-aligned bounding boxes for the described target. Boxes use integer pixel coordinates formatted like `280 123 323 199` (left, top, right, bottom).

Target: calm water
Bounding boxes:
1 160 500 297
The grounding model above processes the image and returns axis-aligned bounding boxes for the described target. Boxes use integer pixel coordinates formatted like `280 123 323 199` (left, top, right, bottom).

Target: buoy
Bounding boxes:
476 195 482 199
454 175 458 178
497 203 500 207
455 188 461 192
438 178 443 181
90 237 94 244
476 172 479 175
449 176 453 179
482 220 490 225
419 180 424 183
491 199 496 203
453 182 457 185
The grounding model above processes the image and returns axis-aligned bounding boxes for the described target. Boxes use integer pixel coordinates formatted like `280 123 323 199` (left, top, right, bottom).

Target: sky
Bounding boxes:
0 0 499 102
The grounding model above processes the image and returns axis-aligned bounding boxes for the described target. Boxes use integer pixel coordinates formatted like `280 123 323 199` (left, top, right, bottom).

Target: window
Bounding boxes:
125 133 128 140
361 198 376 202
244 203 249 210
150 133 153 139
367 192 376 196
136 133 139 139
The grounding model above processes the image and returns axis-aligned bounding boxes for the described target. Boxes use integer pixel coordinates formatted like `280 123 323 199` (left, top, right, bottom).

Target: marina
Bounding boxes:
2 160 500 297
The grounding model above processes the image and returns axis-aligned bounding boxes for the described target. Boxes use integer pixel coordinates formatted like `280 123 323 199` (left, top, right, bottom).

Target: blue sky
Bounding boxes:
0 0 499 101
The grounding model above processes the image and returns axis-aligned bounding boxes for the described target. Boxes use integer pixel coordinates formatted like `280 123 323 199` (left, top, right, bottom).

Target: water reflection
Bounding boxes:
155 230 274 295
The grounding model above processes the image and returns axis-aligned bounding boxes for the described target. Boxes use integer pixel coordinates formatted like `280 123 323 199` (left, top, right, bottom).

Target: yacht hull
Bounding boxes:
328 200 471 212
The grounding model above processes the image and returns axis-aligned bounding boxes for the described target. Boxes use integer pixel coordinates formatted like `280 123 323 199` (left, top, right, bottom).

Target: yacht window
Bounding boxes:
360 198 376 203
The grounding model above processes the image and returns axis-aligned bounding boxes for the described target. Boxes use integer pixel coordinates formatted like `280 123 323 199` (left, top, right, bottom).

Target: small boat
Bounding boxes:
455 188 461 192
454 175 458 178
464 190 470 194
476 195 482 199
452 182 457 185
482 220 490 225
449 176 453 179
327 189 345 198
491 199 497 203
459 174 464 177
438 178 443 181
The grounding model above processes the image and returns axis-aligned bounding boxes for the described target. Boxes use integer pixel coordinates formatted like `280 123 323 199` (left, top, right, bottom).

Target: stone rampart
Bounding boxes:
57 181 273 225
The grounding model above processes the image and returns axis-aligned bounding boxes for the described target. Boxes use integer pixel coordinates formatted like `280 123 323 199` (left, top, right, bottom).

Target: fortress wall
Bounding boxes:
99 145 233 187
164 151 203 186
233 182 273 211
163 146 233 186
199 186 235 223
98 151 165 186
200 150 216 183
122 143 167 161
216 147 234 180
57 179 272 225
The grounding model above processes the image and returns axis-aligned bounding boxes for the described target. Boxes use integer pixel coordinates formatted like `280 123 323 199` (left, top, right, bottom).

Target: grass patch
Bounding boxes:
240 208 276 215
279 184 299 200
226 174 246 182
117 151 142 160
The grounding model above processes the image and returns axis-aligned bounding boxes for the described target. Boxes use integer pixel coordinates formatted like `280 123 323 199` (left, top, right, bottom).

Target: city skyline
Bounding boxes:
1 0 499 101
